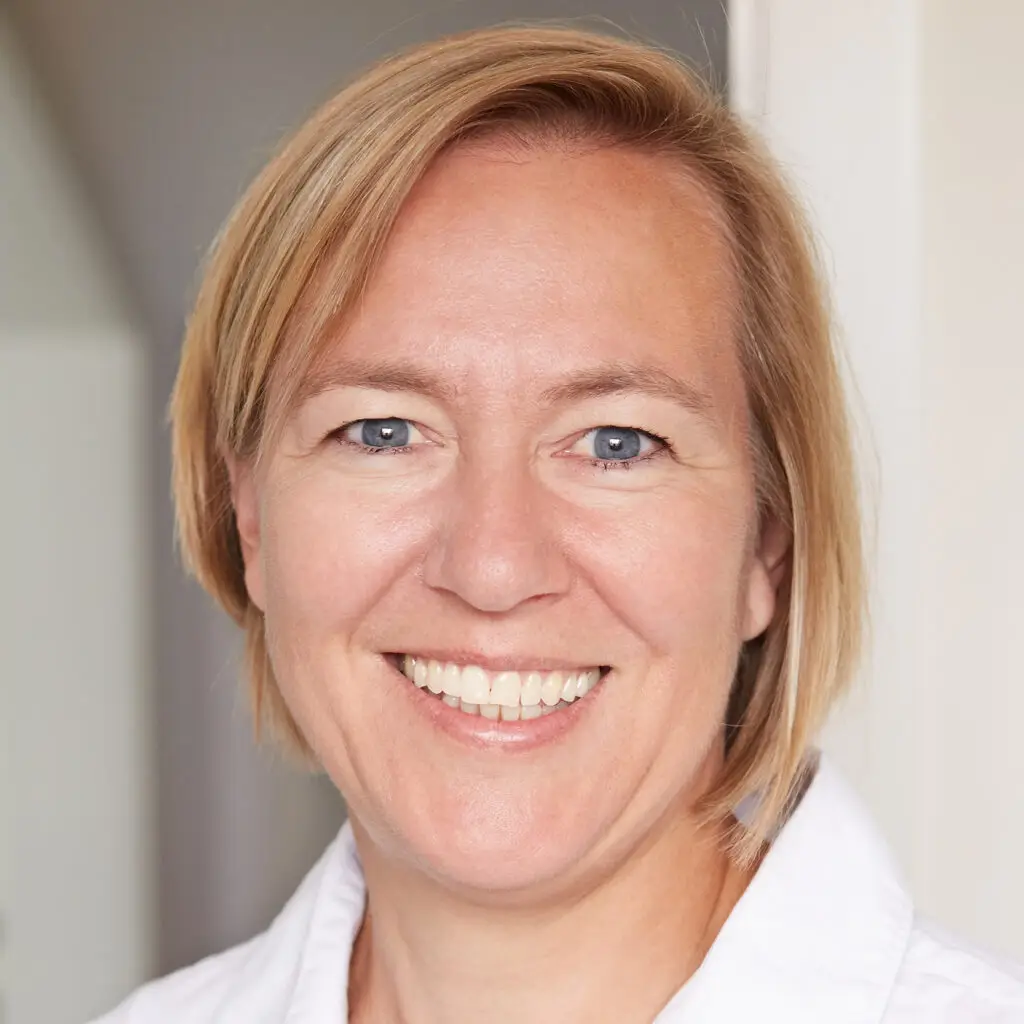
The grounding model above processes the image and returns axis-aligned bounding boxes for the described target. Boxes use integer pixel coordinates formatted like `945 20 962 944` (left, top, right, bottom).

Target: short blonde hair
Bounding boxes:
171 25 863 862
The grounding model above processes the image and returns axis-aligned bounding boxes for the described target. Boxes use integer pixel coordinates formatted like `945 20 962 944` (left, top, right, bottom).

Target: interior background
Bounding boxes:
1 2 1020 1022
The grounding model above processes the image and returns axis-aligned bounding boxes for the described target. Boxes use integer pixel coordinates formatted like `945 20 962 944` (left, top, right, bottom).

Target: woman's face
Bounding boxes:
232 142 784 893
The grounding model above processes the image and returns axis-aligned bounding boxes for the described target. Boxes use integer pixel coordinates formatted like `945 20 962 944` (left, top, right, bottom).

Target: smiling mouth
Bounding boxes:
392 655 609 721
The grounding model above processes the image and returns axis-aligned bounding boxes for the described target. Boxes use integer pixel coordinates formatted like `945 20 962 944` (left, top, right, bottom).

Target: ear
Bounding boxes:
225 453 266 612
741 514 791 642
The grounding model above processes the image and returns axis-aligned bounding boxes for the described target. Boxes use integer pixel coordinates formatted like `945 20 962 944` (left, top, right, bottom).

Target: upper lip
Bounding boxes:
389 650 607 673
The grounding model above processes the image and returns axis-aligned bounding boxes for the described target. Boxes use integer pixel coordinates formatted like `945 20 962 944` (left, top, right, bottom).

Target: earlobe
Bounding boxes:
225 453 266 612
741 516 791 641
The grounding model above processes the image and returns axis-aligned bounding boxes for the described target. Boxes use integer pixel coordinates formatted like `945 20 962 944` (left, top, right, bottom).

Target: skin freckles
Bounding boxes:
230 141 789 1023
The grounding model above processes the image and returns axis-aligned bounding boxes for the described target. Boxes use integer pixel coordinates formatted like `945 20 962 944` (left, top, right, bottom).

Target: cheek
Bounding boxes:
564 483 754 659
258 470 434 636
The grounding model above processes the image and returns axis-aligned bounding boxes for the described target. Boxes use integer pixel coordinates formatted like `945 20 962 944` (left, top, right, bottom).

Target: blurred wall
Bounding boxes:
6 0 727 993
0 9 152 1021
732 0 1024 958
917 0 1024 955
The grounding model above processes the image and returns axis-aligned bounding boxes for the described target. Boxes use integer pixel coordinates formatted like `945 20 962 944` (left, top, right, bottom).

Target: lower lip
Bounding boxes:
386 658 605 751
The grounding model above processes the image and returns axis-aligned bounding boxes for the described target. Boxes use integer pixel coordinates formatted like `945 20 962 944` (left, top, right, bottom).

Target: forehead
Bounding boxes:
305 141 741 404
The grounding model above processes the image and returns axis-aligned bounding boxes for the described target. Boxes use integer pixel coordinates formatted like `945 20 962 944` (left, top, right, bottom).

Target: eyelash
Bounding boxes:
328 420 674 470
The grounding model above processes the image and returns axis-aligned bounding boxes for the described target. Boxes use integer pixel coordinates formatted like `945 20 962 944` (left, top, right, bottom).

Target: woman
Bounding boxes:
95 25 1023 1023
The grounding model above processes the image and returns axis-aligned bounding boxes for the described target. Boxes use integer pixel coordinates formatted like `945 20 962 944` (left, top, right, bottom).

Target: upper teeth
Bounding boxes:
401 657 601 708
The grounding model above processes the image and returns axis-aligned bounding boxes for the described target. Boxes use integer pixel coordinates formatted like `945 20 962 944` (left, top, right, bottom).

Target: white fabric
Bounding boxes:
93 757 1024 1022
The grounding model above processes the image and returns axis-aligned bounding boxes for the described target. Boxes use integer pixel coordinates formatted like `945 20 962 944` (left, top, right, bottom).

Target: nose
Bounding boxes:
422 454 572 614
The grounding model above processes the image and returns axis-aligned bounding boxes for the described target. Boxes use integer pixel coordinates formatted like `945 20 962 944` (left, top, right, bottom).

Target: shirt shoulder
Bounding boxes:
88 837 340 1024
89 934 274 1024
884 914 1024 1023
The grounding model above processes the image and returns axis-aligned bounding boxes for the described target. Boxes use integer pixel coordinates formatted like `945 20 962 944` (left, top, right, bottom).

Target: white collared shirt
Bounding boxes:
93 757 1024 1022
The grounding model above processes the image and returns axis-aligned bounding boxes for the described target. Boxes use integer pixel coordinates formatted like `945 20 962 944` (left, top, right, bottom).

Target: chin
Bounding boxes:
385 780 611 896
421 831 595 897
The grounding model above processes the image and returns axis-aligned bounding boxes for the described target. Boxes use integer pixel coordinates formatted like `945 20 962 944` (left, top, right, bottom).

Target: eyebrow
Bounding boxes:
539 364 715 420
297 357 716 422
298 359 457 404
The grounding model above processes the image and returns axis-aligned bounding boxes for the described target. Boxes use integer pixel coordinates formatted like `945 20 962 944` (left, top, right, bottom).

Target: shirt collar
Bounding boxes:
658 754 914 1022
286 753 913 1023
283 819 365 1023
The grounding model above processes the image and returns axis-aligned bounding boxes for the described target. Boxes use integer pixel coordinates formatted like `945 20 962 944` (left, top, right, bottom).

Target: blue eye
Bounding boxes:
358 418 409 447
566 425 669 471
336 418 420 451
591 426 644 460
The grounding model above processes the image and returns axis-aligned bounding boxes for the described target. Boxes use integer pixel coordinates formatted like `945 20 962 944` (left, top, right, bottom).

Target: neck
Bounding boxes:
346 805 755 1024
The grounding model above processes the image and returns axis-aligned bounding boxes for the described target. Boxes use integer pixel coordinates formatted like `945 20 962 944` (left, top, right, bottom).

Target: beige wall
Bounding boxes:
919 0 1024 956
732 0 1024 958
